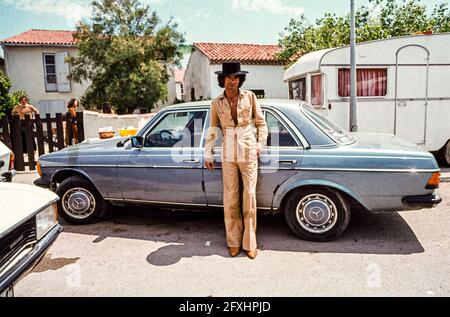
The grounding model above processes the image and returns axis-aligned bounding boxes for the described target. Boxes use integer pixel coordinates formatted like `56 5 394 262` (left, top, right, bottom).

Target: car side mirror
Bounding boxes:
126 136 144 150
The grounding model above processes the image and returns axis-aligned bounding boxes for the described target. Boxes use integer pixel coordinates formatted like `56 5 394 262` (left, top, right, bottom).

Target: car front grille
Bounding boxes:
0 217 37 270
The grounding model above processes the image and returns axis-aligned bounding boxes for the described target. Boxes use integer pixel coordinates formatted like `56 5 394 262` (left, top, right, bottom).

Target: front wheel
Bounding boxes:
284 187 350 242
55 176 107 224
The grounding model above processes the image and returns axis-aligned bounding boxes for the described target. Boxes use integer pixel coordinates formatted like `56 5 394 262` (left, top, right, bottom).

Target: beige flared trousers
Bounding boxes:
222 160 258 251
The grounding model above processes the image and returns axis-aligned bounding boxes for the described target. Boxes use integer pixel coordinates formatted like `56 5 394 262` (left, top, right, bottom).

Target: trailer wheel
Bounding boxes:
440 140 450 167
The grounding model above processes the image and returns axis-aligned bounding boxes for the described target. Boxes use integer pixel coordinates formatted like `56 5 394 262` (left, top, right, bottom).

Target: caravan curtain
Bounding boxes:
338 69 387 97
311 74 323 105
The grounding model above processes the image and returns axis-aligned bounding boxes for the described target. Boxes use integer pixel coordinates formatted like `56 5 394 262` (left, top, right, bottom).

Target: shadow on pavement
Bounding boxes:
60 204 424 266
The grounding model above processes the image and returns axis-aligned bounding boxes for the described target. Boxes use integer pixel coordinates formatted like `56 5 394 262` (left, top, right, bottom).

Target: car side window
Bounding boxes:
266 112 298 147
145 111 207 148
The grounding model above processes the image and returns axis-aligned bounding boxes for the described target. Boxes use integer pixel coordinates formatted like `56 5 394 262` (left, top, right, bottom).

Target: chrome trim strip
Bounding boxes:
42 165 116 168
42 164 297 170
106 199 274 210
208 204 273 210
41 163 437 173
304 154 431 160
298 167 439 173
106 198 207 207
117 165 202 169
327 97 450 103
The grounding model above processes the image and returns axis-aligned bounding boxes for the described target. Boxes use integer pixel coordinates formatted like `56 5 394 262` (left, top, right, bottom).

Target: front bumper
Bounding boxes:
402 193 442 208
1 170 16 182
33 177 50 188
0 224 63 294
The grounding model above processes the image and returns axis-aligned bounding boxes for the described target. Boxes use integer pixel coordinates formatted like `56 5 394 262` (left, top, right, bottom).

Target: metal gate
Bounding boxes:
0 112 84 171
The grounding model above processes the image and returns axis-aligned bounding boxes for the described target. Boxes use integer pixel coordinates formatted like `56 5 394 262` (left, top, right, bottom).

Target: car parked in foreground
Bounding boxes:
34 100 441 242
0 141 14 182
0 183 63 297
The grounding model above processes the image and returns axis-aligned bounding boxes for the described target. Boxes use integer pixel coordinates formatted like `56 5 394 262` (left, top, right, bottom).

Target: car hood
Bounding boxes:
60 137 127 153
0 183 59 236
304 132 439 171
39 137 127 164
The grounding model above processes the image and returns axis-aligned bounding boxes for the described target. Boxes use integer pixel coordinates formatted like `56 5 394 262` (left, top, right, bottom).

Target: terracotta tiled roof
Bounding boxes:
1 29 76 46
174 68 185 82
194 43 284 65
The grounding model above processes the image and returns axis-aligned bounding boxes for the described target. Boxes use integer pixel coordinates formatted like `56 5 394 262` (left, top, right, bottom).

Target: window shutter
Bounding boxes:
56 52 71 92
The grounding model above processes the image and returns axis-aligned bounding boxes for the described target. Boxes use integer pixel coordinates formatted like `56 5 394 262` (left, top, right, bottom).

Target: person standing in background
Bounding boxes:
12 96 39 152
12 96 39 120
65 98 79 146
102 102 115 114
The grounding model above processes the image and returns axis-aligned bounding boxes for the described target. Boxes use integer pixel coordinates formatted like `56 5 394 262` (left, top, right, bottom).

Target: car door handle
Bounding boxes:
182 159 200 163
277 160 297 164
398 101 407 107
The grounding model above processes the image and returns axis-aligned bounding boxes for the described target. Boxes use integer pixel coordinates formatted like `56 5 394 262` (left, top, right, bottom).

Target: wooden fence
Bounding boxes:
0 112 84 171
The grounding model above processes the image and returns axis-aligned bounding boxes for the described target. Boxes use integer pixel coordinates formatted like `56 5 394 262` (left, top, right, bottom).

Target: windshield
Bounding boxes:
300 104 354 144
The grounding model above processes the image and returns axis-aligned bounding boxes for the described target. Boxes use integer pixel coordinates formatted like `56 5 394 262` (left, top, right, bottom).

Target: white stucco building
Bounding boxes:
0 29 180 114
0 29 90 114
167 67 185 105
174 68 185 101
184 43 288 102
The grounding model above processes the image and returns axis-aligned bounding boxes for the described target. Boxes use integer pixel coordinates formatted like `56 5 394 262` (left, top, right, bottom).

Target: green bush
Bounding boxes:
0 71 12 117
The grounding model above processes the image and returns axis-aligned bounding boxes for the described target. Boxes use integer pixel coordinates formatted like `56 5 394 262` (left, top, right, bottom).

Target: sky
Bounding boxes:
0 0 447 59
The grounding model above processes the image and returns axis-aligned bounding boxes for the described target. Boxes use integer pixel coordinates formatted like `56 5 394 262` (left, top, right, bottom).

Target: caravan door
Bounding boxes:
395 45 429 145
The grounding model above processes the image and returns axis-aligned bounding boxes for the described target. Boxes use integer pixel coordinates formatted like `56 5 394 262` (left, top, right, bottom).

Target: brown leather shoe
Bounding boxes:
246 249 258 259
228 247 241 257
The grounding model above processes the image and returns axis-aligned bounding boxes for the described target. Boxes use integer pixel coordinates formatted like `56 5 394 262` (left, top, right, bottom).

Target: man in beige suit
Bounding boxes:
204 62 268 259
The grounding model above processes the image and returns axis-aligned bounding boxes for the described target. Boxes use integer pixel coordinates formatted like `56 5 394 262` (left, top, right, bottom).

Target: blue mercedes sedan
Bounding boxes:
34 100 442 241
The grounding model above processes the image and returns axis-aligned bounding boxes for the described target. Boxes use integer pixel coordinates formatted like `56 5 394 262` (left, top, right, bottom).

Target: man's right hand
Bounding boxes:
205 160 215 171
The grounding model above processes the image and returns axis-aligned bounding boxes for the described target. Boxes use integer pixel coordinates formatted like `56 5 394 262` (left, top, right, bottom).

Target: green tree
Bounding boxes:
0 71 12 117
277 0 450 64
68 0 185 114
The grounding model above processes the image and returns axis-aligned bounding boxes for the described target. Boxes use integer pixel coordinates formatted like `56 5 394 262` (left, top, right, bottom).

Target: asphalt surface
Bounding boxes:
10 171 450 296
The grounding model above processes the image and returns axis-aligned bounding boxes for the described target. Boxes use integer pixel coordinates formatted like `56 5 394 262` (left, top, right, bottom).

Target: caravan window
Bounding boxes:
338 69 387 97
289 78 306 101
311 74 323 106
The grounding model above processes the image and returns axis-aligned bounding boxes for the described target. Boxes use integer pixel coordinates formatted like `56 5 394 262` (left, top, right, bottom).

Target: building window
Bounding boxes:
43 54 57 92
289 78 306 101
250 90 265 99
43 53 71 93
180 83 184 95
338 68 387 97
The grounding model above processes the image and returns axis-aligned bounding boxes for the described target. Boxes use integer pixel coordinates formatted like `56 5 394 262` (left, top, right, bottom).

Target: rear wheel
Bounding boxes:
55 176 107 224
284 187 350 242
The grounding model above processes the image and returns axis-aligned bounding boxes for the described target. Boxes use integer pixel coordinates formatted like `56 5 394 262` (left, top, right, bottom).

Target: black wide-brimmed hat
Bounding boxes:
215 62 248 76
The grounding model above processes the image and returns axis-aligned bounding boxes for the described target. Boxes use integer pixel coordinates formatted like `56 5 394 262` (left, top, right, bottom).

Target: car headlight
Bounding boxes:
36 203 58 240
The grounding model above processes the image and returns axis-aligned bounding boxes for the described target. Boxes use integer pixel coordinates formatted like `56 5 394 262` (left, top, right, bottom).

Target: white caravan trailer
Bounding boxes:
283 32 450 165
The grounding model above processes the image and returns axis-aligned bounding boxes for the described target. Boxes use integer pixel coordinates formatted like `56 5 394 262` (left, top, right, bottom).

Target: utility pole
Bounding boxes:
349 0 358 131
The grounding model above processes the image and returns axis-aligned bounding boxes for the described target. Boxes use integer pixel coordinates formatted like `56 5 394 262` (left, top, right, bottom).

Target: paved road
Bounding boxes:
11 172 450 296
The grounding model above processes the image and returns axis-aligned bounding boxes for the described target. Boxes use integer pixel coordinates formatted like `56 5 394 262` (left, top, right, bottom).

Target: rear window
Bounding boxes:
300 104 354 145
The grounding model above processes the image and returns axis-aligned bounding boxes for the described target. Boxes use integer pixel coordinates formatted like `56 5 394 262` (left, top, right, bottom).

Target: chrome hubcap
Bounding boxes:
62 188 96 219
296 194 337 233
